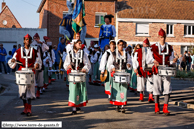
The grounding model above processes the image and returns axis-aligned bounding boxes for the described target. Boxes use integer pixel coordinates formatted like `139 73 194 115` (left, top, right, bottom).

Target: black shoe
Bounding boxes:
71 111 77 115
121 108 125 113
21 112 26 115
148 100 154 103
76 107 81 111
26 112 32 116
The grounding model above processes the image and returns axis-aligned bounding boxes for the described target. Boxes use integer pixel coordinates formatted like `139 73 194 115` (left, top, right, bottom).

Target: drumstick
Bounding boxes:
15 61 23 66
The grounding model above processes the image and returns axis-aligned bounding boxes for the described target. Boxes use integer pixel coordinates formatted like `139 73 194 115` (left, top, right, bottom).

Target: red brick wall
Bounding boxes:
39 0 48 29
118 22 194 55
0 6 21 28
39 0 68 45
38 0 116 45
47 0 68 45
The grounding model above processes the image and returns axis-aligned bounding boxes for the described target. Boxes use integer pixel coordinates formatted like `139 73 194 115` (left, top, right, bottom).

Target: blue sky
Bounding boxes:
1 0 42 28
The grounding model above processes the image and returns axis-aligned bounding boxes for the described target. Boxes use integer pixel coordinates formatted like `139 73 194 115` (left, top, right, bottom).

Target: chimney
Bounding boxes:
2 1 6 11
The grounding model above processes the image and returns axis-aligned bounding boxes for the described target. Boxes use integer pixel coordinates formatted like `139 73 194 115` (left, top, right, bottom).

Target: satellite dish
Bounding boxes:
3 20 7 26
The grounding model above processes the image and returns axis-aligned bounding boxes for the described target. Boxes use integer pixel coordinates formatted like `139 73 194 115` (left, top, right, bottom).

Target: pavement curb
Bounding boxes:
169 101 194 110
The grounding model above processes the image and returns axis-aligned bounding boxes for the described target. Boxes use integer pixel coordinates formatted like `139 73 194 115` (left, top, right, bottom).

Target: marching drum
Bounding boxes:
158 66 176 77
15 70 34 85
68 72 86 83
113 72 131 84
145 64 154 72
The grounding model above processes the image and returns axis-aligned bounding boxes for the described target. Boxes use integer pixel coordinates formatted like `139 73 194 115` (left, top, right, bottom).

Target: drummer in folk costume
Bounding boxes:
65 39 78 87
107 39 132 113
99 40 116 99
147 28 178 115
31 33 43 98
88 41 95 82
8 34 42 116
32 33 49 93
99 15 116 50
43 45 55 87
91 44 102 84
64 39 91 115
133 38 154 102
130 44 141 92
44 36 57 82
125 45 133 88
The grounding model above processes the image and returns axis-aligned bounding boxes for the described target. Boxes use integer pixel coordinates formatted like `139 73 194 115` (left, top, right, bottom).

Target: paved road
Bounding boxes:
0 74 194 129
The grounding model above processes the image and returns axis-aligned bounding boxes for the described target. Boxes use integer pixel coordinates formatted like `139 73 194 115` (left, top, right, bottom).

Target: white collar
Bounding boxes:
158 42 169 55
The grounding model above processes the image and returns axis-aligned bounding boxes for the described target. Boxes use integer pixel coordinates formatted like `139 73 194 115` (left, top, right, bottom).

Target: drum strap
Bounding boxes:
97 52 101 62
69 50 84 69
106 51 110 61
112 52 128 70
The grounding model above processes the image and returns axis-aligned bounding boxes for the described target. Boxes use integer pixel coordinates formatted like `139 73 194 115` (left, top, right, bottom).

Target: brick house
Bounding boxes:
116 0 194 55
37 0 116 45
37 0 194 54
0 1 21 28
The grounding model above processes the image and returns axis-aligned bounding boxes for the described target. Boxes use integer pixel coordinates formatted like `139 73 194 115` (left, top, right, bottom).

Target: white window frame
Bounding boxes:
63 11 68 18
166 24 174 37
135 23 150 37
184 24 194 38
94 12 107 28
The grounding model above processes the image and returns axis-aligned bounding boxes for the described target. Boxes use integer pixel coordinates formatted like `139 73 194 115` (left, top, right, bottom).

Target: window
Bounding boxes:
95 13 106 27
181 46 187 55
136 23 149 36
166 24 173 36
184 25 194 36
63 11 68 18
12 25 16 28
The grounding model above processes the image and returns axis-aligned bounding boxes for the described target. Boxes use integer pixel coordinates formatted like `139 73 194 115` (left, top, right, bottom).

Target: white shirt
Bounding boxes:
133 47 153 70
147 42 175 65
99 49 114 72
107 51 132 73
43 50 55 68
63 49 91 72
31 40 49 53
90 51 101 64
62 51 67 62
8 47 42 70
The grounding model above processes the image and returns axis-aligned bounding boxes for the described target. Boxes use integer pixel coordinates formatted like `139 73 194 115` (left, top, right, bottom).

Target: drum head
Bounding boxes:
69 72 86 76
100 70 108 82
16 70 33 73
114 72 130 76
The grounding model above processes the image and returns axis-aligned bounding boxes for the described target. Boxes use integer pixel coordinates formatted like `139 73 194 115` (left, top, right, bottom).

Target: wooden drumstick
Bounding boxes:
15 61 23 66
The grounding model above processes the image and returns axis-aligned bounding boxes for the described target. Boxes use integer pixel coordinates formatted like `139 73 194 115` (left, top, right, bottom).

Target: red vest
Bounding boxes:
136 48 152 77
15 48 38 73
151 43 173 75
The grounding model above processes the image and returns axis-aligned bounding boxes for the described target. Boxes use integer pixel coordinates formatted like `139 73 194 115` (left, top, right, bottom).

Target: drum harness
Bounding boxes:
158 43 171 76
20 47 34 90
70 49 83 72
21 47 33 70
114 49 130 88
115 48 127 71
